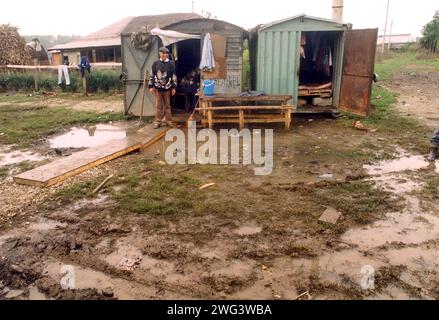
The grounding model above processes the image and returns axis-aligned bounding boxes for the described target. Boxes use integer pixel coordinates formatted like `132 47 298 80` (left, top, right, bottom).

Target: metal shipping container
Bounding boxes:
250 14 378 116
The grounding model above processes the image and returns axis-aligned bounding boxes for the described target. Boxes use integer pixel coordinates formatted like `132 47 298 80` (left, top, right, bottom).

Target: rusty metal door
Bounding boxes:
339 29 378 116
122 35 159 116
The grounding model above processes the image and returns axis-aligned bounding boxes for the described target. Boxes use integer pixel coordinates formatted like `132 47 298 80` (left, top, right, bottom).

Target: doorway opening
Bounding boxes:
298 31 341 110
167 39 201 118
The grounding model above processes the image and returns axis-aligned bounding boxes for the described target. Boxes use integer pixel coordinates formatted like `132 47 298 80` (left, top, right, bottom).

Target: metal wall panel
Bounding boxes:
256 30 299 104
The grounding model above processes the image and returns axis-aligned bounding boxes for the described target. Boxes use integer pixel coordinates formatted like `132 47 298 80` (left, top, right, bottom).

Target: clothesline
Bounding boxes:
3 63 122 70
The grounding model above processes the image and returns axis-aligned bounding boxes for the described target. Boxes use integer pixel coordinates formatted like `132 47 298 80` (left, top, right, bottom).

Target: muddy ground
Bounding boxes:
0 69 439 300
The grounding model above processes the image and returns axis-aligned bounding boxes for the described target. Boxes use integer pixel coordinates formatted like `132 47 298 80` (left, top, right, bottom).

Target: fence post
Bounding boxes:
33 58 39 91
83 75 88 96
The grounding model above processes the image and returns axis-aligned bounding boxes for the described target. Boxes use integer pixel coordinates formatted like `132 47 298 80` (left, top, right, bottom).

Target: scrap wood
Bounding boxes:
199 183 216 190
118 257 142 272
319 207 342 225
93 174 114 194
354 121 377 133
294 291 312 300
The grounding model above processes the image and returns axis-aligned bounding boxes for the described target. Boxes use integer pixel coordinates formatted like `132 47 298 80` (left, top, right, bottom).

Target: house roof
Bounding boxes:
259 14 346 31
49 13 201 51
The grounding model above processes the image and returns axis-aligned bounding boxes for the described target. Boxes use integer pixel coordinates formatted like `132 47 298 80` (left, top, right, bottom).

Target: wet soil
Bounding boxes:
0 72 439 300
387 65 439 129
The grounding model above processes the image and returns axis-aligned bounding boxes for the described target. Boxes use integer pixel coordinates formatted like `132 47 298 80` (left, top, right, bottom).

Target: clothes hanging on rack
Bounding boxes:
301 33 307 59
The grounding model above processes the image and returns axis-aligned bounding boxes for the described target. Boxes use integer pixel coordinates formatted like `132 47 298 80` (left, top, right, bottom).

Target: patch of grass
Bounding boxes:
341 84 430 154
0 104 127 148
422 177 439 198
0 166 8 180
375 50 439 80
110 165 204 216
54 178 104 203
310 180 403 227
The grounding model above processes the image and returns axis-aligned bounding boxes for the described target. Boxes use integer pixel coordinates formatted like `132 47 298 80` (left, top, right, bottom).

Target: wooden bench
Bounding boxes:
198 94 293 130
196 105 293 130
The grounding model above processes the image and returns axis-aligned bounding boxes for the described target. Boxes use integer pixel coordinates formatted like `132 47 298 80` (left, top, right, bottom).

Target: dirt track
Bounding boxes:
388 64 439 129
1 70 439 300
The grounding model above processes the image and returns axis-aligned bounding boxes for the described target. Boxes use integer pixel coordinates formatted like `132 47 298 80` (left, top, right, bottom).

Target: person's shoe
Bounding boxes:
153 122 161 129
428 148 438 162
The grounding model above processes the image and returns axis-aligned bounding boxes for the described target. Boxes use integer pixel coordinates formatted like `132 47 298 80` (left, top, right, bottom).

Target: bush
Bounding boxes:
87 70 122 93
0 69 122 93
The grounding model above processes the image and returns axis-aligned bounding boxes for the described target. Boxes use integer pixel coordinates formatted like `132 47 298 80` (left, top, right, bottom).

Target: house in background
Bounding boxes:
377 34 417 49
48 13 200 65
48 16 133 65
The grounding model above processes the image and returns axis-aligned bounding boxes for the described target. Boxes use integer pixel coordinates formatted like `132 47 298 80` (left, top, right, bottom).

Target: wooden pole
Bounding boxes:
33 58 39 91
83 75 88 96
381 0 390 54
139 70 148 121
388 20 393 50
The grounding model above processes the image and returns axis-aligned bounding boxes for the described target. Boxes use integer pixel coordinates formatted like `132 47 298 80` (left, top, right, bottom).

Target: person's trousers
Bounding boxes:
58 65 70 85
154 90 172 123
432 127 439 147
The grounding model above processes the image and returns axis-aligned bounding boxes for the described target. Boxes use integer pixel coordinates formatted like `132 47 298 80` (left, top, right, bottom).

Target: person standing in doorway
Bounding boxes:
148 47 177 129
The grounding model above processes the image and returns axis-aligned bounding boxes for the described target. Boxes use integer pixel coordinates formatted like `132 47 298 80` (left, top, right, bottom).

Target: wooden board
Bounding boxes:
201 94 292 103
202 57 227 79
13 127 167 188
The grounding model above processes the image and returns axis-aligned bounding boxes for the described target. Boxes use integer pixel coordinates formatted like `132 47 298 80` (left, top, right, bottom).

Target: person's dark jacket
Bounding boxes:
148 59 177 92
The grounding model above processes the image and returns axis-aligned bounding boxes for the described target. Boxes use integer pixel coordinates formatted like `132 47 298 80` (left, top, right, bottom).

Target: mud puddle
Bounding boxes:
364 155 429 176
342 196 439 250
49 123 135 149
43 262 156 300
234 222 262 236
0 145 46 166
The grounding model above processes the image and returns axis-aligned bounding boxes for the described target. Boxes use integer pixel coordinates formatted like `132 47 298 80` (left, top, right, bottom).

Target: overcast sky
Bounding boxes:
0 0 437 37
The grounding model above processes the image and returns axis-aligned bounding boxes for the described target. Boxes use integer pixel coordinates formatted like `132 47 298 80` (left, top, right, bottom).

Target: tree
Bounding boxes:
421 11 439 53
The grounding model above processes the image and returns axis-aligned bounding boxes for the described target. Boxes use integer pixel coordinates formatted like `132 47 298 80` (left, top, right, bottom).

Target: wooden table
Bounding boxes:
198 94 293 130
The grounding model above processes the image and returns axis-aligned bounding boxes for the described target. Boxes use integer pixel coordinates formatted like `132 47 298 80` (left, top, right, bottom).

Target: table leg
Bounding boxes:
208 110 213 129
239 110 245 131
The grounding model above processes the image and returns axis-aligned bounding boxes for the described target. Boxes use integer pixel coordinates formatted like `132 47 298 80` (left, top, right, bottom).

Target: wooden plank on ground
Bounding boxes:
13 127 168 188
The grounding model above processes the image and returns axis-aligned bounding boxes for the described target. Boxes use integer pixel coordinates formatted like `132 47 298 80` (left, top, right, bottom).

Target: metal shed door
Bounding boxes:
123 36 159 116
339 29 378 116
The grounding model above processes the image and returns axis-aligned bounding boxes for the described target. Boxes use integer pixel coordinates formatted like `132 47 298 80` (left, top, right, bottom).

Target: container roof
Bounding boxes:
122 13 202 34
259 14 347 31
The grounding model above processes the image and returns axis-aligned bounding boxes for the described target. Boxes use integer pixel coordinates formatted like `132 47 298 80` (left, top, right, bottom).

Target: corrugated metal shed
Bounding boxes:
250 14 348 108
122 18 245 117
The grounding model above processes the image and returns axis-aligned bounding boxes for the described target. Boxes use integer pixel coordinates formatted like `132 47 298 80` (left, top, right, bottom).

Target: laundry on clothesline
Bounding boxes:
57 65 70 86
78 56 91 78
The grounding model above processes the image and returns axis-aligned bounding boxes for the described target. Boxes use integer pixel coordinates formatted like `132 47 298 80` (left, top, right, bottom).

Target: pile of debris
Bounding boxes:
0 24 31 66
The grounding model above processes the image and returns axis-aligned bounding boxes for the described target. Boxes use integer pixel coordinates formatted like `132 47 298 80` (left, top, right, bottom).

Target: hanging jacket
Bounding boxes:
78 56 91 77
